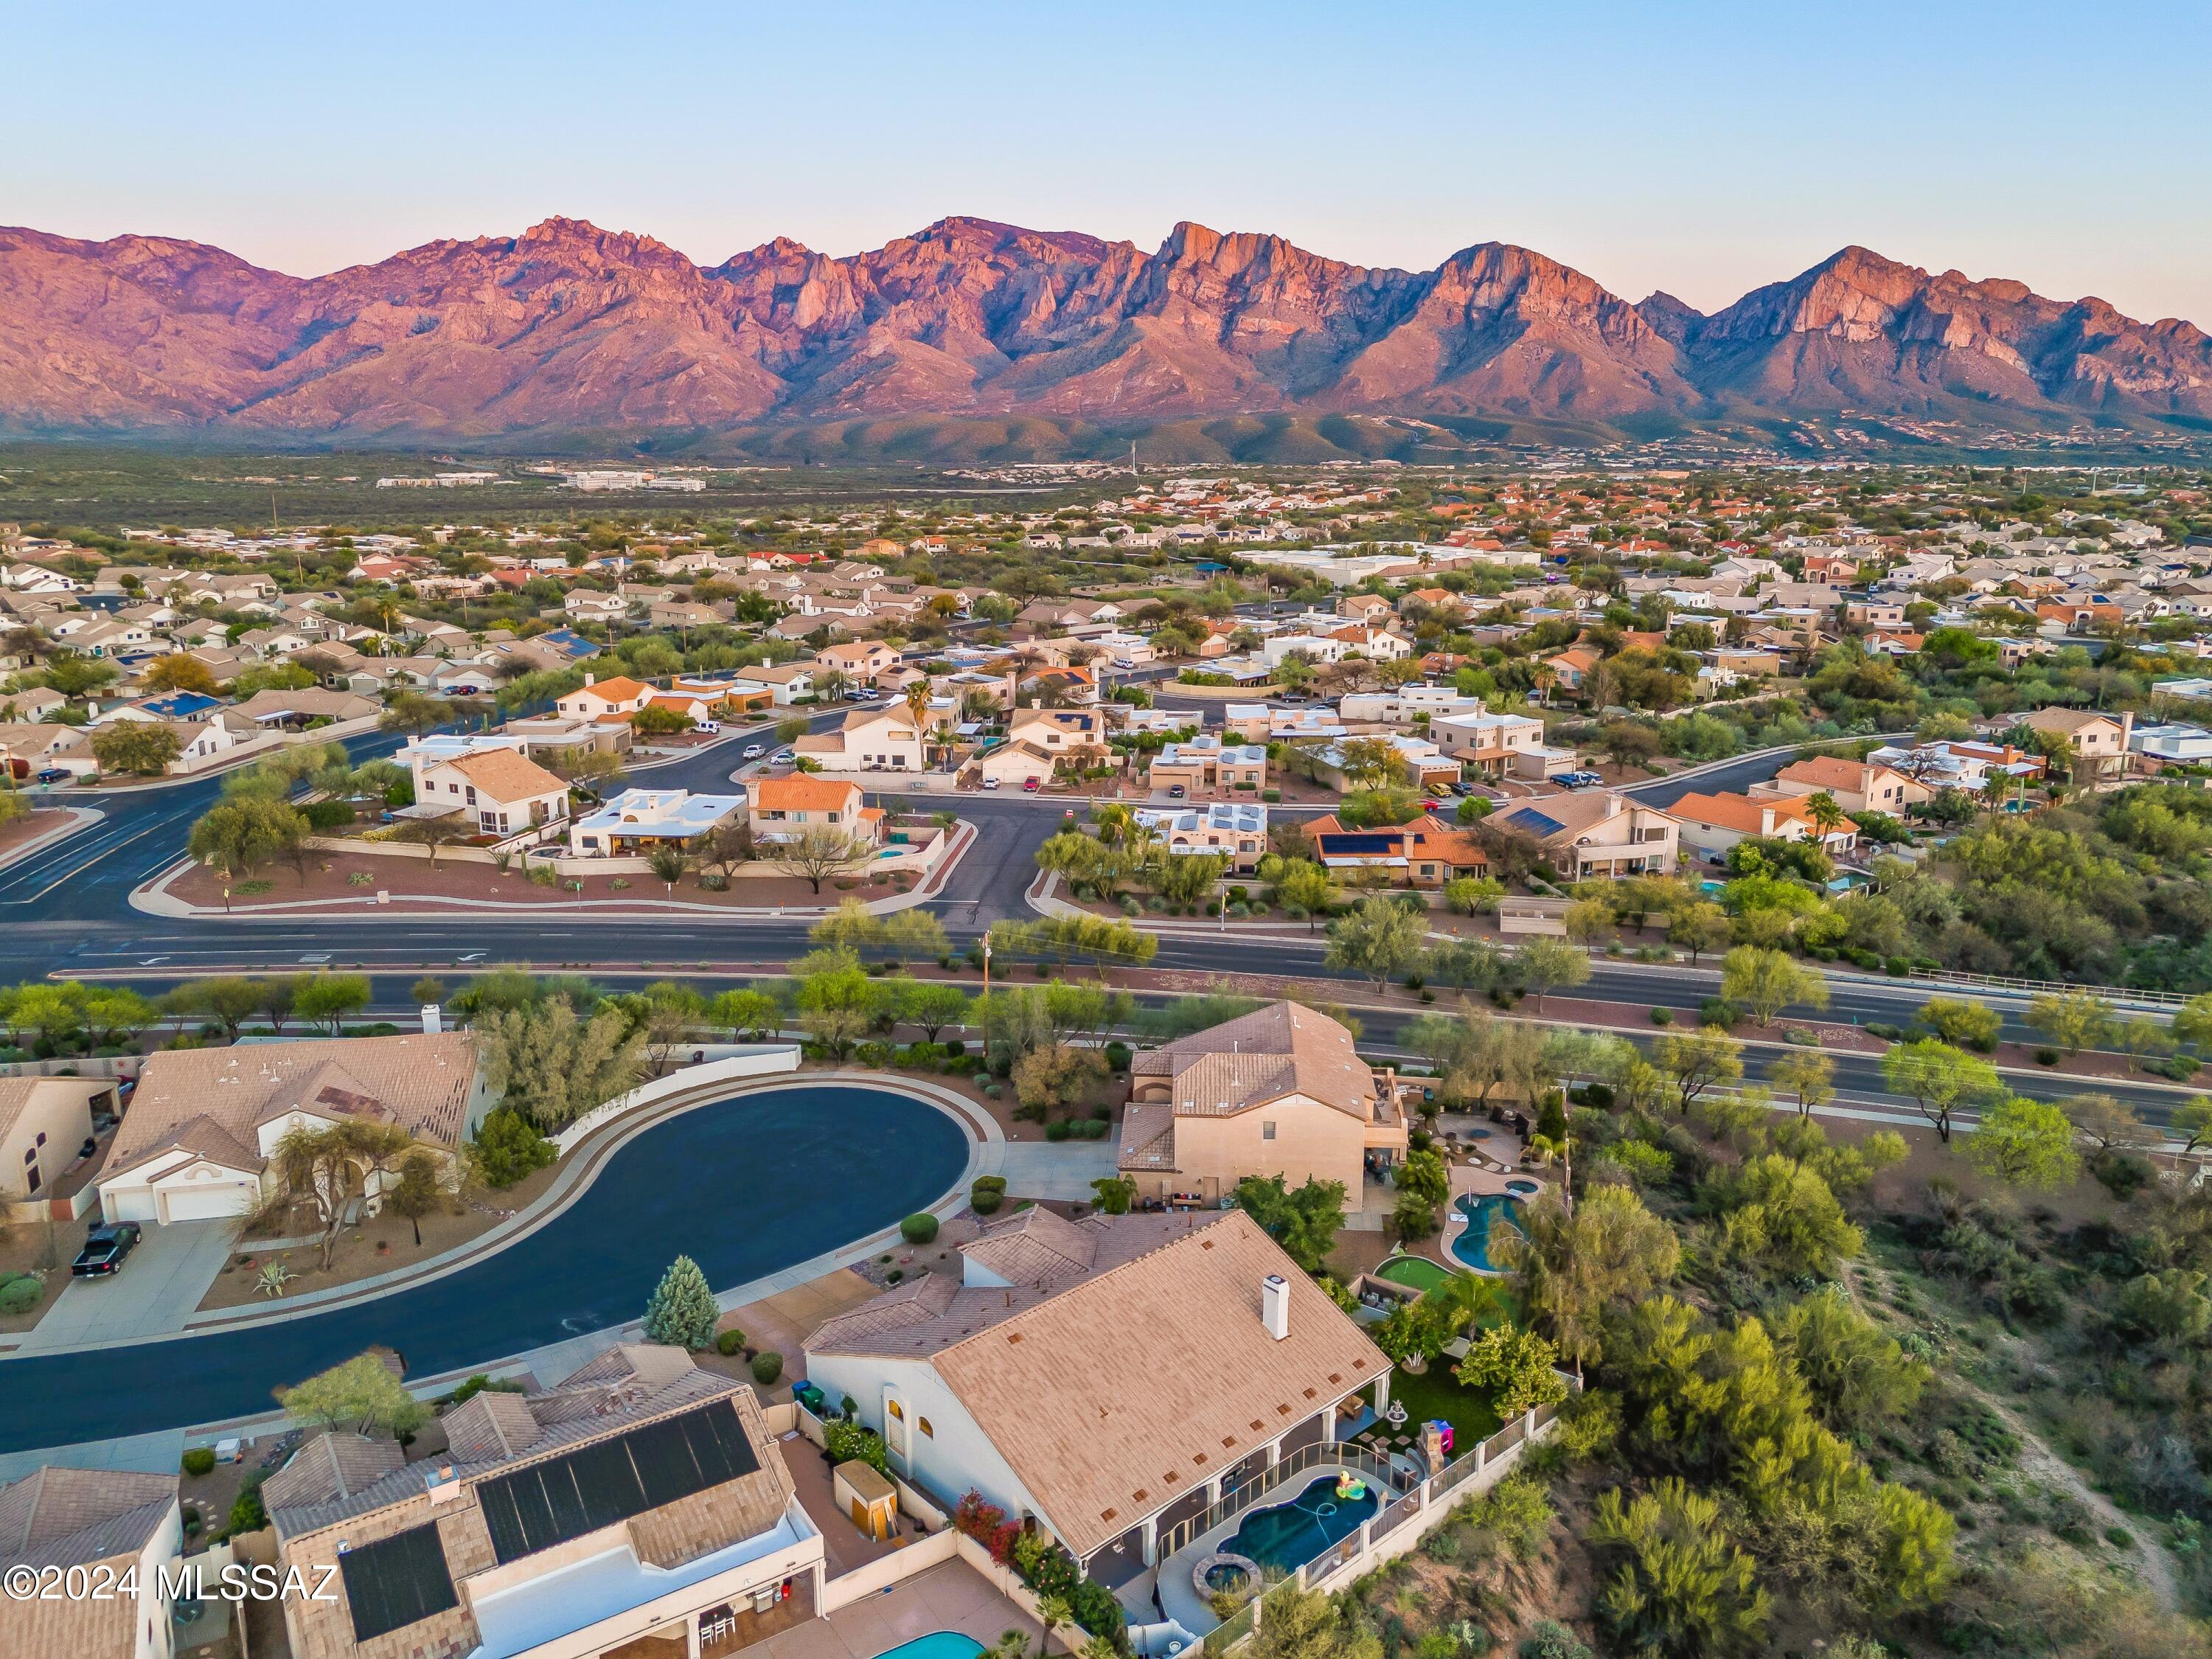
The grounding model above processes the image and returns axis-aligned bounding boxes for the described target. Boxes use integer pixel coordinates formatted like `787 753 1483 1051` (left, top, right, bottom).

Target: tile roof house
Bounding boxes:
270 1348 818 1659
804 1206 1390 1572
0 1075 119 1206
0 1467 182 1659
1304 813 1490 887
747 776 876 844
1492 790 1680 878
414 749 571 837
1116 1001 1408 1204
1667 789 1858 863
1759 754 1928 815
99 1033 489 1226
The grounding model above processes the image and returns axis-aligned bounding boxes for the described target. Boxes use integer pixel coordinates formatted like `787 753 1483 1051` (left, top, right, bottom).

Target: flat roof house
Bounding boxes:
1148 736 1267 796
0 1467 183 1659
269 1346 821 1659
1117 1000 1408 1206
569 787 746 855
804 1206 1390 1582
99 1033 489 1226
1132 802 1269 871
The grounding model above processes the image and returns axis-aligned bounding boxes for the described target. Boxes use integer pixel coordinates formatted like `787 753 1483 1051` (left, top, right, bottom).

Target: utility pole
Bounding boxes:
980 930 992 1069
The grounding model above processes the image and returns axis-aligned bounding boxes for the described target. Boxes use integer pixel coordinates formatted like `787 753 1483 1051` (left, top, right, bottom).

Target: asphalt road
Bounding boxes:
0 1082 968 1454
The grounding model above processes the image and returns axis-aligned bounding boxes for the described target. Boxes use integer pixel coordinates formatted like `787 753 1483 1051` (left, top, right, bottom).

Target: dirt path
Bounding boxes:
1975 1387 2181 1611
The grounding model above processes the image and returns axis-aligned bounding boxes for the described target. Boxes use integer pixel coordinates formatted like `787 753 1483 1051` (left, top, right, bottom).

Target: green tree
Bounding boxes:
1711 1154 1862 1279
880 908 950 964
1397 1147 1450 1208
2025 990 2118 1057
1440 874 1504 917
1089 1176 1136 1216
266 1120 425 1270
894 980 970 1043
1767 1050 1835 1119
470 1107 555 1189
1232 1175 1349 1273
2172 1094 2212 1158
184 975 263 1042
709 988 782 1041
293 972 370 1035
792 949 878 1060
1495 1184 1679 1380
2174 992 2212 1054
1667 902 1733 966
772 824 873 894
1515 936 1592 1012
276 1352 428 1439
1652 1026 1743 1114
1719 945 1828 1028
89 722 183 777
1274 858 1340 929
188 796 307 880
641 1254 720 1350
385 1151 443 1246
1916 995 2000 1051
1879 1038 2000 1144
1966 1096 2080 1191
1777 1288 1929 1433
476 997 645 1130
1587 1479 1770 1658
1325 894 1428 987
1454 1324 1571 1418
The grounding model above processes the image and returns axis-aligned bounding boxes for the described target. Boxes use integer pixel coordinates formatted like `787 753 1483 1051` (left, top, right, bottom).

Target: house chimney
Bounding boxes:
584 671 595 686
421 1004 442 1035
1262 1274 1291 1341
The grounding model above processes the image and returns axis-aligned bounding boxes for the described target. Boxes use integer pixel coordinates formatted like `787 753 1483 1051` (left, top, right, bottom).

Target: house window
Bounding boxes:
919 1417 933 1438
887 1400 905 1421
1262 1121 1276 1141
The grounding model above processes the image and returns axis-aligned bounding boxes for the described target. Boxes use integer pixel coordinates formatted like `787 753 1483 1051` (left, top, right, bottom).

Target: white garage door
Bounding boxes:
160 1184 254 1224
105 1188 159 1224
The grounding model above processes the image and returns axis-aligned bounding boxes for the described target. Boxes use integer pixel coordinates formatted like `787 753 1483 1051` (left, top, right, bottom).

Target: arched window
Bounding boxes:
919 1418 934 1439
887 1400 905 1421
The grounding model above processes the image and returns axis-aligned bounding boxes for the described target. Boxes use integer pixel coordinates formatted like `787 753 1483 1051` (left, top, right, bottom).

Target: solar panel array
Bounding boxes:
341 1522 459 1643
476 1401 761 1565
1315 832 1402 855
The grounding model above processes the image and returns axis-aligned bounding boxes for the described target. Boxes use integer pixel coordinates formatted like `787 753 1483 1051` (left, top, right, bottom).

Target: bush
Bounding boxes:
1699 997 1740 1028
181 1447 217 1478
226 1474 267 1537
899 1213 939 1245
1075 1118 1110 1139
1262 790 1281 803
751 1351 784 1385
1865 1021 1904 1042
1783 1027 1818 1046
473 1107 556 1189
823 1417 889 1475
943 1039 964 1059
1103 1040 1131 1073
2034 1046 2060 1066
1649 1007 1672 1026
970 1176 1006 1215
0 1273 40 1316
1045 1119 1071 1141
715 1328 747 1357
1885 956 1912 976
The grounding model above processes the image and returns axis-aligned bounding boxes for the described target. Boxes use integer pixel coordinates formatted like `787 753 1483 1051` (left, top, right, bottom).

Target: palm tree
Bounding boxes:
1801 790 1846 846
904 682 935 765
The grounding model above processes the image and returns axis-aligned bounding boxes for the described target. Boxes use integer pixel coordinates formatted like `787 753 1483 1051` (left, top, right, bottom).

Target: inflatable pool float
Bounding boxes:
1334 1473 1368 1502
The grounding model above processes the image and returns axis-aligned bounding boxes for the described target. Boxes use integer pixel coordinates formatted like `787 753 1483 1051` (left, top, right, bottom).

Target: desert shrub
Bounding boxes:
181 1447 216 1478
0 1273 41 1316
970 1175 1006 1215
900 1213 939 1245
751 1351 784 1385
715 1328 746 1357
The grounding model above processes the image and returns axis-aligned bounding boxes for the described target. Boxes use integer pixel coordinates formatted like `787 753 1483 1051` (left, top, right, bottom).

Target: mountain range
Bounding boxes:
2 214 2208 456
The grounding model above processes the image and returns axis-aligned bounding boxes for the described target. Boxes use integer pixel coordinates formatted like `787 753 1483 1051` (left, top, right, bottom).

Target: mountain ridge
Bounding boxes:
1 215 2208 445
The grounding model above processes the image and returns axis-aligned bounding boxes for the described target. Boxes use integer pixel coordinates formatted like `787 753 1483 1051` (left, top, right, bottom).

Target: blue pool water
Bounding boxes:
874 1635 987 1659
1222 1475 1380 1573
1449 1193 1526 1273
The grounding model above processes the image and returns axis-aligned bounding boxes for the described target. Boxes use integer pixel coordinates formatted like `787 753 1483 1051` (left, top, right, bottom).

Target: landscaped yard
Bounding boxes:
1374 1253 1455 1295
1360 1362 1504 1455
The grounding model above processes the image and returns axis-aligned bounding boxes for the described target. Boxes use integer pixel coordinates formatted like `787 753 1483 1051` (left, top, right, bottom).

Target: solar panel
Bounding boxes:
477 1402 760 1565
1318 833 1401 855
341 1523 458 1644
1505 808 1564 837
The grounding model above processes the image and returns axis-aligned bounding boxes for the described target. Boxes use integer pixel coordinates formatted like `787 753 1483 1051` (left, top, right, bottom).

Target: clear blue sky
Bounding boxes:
15 1 2211 326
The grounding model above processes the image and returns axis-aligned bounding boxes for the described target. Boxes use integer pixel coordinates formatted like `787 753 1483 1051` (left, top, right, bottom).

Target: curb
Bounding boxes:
0 806 103 871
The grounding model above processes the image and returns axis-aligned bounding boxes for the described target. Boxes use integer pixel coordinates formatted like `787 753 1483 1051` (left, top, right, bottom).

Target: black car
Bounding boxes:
71 1222 142 1278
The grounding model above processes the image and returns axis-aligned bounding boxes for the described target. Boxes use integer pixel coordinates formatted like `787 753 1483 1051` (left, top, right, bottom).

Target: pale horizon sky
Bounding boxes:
13 1 2211 327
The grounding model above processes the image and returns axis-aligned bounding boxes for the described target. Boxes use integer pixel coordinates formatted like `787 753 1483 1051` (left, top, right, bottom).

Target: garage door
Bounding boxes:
160 1184 254 1223
105 1189 158 1224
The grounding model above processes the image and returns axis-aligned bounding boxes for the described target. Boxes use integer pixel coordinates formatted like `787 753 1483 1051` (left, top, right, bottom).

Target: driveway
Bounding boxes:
16 1220 236 1352
995 1141 1121 1200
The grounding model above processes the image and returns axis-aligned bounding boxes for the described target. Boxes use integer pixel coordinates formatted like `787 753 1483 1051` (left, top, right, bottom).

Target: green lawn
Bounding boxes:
1363 1361 1504 1452
1374 1254 1455 1295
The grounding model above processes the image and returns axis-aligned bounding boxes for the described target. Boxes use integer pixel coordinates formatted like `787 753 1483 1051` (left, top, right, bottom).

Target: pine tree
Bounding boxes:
641 1254 720 1350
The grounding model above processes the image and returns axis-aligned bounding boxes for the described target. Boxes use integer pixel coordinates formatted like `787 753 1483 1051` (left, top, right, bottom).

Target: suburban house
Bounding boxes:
1147 736 1267 796
555 675 654 723
569 788 746 855
1116 1000 1408 1205
0 1076 119 1206
813 639 901 683
1132 802 1269 870
414 749 572 838
2019 706 2135 777
1304 733 1461 793
1304 814 1490 888
0 1467 184 1659
229 687 380 729
793 703 927 772
1667 790 1859 863
803 1206 1390 1582
268 1347 823 1659
98 1034 490 1226
730 663 817 706
1759 755 1927 815
748 776 874 844
1492 791 1680 878
1430 710 1554 778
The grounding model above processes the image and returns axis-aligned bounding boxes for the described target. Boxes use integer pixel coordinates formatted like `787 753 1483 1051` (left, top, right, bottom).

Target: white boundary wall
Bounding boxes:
551 1046 802 1153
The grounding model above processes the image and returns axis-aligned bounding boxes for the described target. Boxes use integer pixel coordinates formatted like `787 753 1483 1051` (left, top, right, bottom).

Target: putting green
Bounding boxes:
1374 1254 1455 1295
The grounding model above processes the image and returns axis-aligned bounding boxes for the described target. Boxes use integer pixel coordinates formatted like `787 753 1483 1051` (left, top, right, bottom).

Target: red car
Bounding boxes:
1022 778 1042 792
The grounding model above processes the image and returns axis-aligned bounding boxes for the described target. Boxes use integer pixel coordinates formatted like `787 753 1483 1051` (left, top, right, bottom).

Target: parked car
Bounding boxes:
696 720 720 735
35 768 68 785
742 744 765 759
71 1222 142 1278
1022 777 1042 793
1166 783 1188 799
771 748 793 763
983 777 1001 790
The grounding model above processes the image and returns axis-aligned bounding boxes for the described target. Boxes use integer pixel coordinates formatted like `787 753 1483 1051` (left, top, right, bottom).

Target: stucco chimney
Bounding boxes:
421 1004 442 1035
1262 1273 1290 1341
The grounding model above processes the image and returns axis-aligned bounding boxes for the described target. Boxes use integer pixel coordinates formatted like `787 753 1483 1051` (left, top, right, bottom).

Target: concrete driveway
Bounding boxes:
17 1221 236 1352
995 1141 1120 1200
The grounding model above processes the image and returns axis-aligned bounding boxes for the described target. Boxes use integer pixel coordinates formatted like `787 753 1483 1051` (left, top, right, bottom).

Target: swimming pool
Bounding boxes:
1503 1178 1540 1196
874 1634 987 1659
1221 1474 1380 1574
1449 1193 1526 1273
